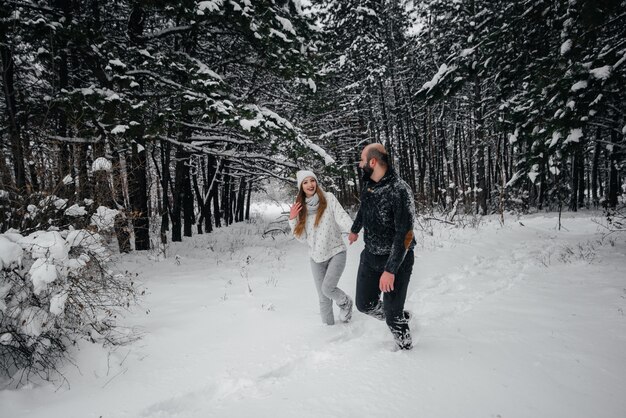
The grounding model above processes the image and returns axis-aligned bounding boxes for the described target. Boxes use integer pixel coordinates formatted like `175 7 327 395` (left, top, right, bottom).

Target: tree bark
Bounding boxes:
577 145 585 209
127 2 150 250
473 78 487 215
569 150 579 212
245 178 252 220
0 33 26 192
171 146 185 242
182 157 194 237
608 130 619 209
591 134 600 207
160 140 171 245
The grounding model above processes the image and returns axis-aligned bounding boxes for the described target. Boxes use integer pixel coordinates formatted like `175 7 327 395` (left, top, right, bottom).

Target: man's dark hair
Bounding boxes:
366 147 389 167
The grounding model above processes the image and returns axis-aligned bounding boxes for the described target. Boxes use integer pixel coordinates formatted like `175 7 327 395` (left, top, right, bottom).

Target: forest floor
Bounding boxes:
2 204 626 418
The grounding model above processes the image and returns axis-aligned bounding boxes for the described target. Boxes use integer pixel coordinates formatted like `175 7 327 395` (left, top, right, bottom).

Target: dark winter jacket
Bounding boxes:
351 168 416 274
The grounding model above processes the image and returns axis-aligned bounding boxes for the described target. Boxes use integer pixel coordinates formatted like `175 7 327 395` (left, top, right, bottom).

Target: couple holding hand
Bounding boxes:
288 143 416 351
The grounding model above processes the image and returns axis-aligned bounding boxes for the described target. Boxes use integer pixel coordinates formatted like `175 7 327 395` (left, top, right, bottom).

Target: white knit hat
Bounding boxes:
296 170 318 190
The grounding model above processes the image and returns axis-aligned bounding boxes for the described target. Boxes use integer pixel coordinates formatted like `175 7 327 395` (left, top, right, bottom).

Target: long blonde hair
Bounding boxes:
293 186 327 238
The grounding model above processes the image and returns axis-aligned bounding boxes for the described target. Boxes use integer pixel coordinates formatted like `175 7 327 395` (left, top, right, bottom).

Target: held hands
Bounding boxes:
379 271 395 293
348 232 359 245
289 201 302 220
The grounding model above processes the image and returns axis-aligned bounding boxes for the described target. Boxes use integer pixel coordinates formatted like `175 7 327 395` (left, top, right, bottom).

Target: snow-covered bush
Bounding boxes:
0 227 139 387
2 191 94 233
2 190 131 255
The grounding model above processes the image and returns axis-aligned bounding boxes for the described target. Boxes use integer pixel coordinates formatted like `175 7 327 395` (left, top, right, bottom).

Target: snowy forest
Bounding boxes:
2 0 624 243
1 0 626 416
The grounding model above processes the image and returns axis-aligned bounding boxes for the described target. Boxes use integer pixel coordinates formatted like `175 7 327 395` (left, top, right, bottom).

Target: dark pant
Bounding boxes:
355 249 414 349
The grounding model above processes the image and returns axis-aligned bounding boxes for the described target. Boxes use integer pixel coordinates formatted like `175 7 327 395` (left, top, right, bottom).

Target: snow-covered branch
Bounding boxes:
158 136 298 168
190 135 254 146
47 136 100 144
125 70 209 99
139 25 193 40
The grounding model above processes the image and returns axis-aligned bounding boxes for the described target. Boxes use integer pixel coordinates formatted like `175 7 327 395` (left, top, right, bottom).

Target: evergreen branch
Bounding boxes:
157 135 298 168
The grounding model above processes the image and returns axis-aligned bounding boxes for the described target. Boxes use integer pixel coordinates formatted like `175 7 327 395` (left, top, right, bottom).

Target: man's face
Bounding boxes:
359 148 373 175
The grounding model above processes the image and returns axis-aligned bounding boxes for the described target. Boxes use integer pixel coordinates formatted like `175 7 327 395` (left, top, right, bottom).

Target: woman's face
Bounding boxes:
301 177 317 198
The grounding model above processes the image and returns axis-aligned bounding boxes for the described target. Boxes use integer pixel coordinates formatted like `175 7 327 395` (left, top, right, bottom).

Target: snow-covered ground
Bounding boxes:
2 204 626 418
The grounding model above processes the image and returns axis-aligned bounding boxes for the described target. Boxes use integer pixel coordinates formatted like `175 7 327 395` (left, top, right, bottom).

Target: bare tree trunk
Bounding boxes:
222 165 232 226
591 135 600 208
212 182 221 228
172 146 185 242
245 179 252 220
378 78 392 149
54 0 75 199
426 108 435 206
212 158 222 229
538 160 545 211
22 124 38 192
577 145 585 209
473 78 487 215
569 150 579 212
160 140 171 244
608 130 619 209
192 159 205 234
182 158 194 237
0 151 13 190
204 155 217 233
128 138 150 249
127 2 150 250
236 176 246 222
458 125 467 208
1 34 26 192
76 144 90 200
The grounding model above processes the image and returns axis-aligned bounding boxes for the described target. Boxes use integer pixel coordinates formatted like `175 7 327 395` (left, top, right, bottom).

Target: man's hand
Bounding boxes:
379 271 395 292
289 202 302 220
348 232 359 245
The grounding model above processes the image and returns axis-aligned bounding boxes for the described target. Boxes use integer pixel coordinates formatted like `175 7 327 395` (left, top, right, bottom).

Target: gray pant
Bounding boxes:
310 251 349 325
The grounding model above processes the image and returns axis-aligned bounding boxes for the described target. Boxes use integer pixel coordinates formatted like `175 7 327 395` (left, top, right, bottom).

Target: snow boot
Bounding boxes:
338 296 353 323
402 310 413 324
394 329 413 351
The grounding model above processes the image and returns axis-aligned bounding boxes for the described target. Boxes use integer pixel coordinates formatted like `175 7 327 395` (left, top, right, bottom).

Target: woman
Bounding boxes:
288 170 354 325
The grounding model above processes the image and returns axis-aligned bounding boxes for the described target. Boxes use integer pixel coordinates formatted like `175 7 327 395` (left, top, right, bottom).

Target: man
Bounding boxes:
348 143 416 350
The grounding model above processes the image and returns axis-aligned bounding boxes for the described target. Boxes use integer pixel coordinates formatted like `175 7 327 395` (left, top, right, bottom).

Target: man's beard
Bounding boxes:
362 164 373 177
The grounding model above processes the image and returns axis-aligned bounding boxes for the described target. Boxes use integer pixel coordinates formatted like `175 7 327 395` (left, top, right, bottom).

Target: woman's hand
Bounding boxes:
289 201 302 220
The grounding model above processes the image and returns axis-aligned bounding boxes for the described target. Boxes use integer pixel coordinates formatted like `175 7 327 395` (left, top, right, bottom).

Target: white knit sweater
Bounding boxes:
288 192 353 263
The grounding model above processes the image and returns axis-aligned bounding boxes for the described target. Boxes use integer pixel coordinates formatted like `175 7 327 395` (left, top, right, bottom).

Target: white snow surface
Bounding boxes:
108 59 126 68
19 231 69 260
2 206 626 418
275 15 296 35
570 80 588 91
49 291 69 316
564 128 583 145
0 235 23 269
29 258 59 295
590 65 611 80
91 206 120 231
239 118 262 132
421 63 455 93
549 131 561 148
111 125 129 134
269 28 290 42
527 164 539 183
197 0 223 14
560 39 572 55
92 157 112 172
64 204 88 217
